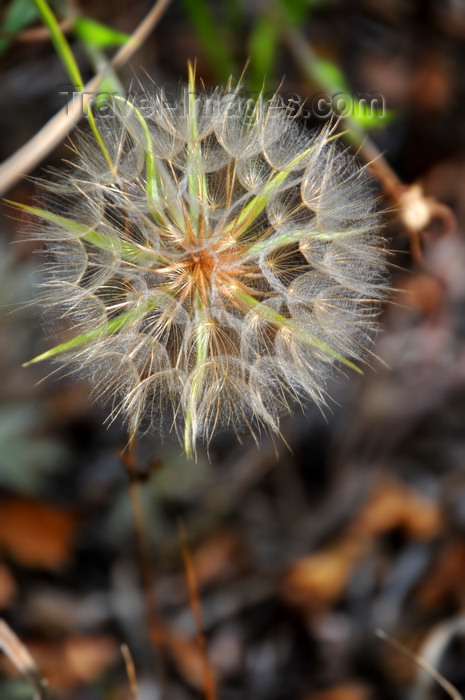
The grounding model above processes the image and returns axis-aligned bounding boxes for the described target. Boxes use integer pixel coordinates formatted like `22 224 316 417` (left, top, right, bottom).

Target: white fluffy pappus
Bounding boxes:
21 78 388 458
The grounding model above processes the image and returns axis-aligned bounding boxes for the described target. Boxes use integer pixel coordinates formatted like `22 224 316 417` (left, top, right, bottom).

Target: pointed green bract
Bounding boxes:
225 130 345 240
7 201 158 265
24 296 161 366
184 292 211 458
246 226 373 256
186 63 208 238
233 288 362 373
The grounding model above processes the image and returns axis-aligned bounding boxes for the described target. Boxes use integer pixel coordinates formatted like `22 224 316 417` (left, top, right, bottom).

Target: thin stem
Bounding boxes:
32 0 82 87
32 0 116 174
121 644 139 700
376 630 462 700
0 620 48 700
178 520 217 700
122 440 169 700
280 18 457 264
0 0 172 196
6 19 72 44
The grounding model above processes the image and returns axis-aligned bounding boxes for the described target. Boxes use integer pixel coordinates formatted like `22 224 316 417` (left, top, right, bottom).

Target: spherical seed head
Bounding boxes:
32 80 387 457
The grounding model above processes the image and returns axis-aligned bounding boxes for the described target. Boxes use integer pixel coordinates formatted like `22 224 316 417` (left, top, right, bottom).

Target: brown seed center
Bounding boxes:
188 249 218 289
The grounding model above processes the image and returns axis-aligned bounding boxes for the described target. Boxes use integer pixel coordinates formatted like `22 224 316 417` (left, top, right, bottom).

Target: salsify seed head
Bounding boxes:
24 76 387 458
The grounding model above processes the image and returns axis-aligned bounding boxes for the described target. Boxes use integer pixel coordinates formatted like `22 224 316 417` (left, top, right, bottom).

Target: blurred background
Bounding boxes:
1 0 465 698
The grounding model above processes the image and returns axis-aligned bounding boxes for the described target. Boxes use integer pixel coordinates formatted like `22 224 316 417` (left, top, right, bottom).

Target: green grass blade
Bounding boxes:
32 0 82 87
73 16 130 48
32 0 116 175
0 0 40 55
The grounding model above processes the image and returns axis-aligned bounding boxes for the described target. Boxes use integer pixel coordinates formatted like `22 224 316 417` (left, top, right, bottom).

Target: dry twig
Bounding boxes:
0 0 172 196
178 520 218 700
121 643 139 700
121 440 170 700
376 629 463 700
283 23 457 265
0 619 48 700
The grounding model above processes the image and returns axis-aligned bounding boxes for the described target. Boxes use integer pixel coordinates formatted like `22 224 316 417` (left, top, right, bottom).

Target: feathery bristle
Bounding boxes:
24 81 387 458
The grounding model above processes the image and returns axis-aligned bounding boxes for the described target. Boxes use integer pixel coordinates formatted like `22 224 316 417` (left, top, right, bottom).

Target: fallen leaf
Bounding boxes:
281 538 368 612
165 630 210 691
0 563 17 609
415 542 465 612
352 481 442 540
64 635 119 684
190 531 244 588
24 635 118 692
0 497 77 569
301 682 372 700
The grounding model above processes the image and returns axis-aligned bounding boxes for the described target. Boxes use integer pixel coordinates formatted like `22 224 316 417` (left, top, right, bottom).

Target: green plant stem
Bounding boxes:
32 0 116 175
0 0 172 195
32 0 82 86
279 18 403 199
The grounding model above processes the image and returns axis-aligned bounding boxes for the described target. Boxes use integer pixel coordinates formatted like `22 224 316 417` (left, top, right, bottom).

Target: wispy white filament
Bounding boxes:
28 82 387 457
